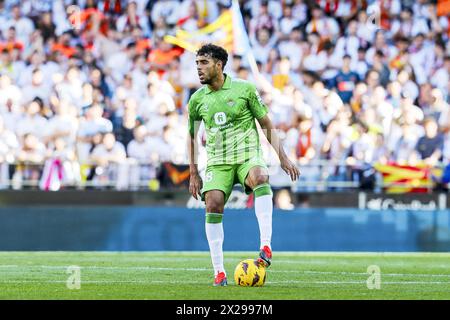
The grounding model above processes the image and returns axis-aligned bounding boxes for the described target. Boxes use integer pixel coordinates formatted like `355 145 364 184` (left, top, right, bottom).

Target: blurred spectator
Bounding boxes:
4 5 35 45
113 98 141 148
116 1 151 37
105 41 136 84
305 5 339 42
76 104 113 163
330 54 359 104
15 99 48 139
21 68 52 104
250 27 276 64
90 132 126 167
13 132 47 189
278 27 303 71
248 0 279 39
414 117 444 166
127 125 151 161
89 132 127 188
335 19 360 61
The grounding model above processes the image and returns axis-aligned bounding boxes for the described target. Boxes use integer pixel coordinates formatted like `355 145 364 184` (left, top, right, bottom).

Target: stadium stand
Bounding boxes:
0 0 448 192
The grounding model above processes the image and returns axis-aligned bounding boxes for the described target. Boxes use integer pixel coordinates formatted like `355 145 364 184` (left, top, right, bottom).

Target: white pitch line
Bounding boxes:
0 280 448 286
0 265 450 278
1 265 450 278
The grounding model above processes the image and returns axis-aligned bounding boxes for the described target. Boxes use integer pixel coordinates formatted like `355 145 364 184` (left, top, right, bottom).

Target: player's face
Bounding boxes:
196 54 221 84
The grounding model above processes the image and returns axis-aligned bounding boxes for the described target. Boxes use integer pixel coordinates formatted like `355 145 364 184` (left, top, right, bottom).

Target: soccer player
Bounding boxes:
188 44 300 286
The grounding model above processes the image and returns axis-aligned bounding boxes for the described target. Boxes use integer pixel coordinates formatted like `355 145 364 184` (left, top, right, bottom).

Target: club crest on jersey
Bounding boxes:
227 99 235 107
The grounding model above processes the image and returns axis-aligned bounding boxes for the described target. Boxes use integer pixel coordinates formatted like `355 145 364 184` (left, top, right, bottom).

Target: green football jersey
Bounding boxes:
188 74 268 165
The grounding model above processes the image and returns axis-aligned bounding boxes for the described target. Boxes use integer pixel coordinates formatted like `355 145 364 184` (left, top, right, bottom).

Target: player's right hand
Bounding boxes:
189 172 203 200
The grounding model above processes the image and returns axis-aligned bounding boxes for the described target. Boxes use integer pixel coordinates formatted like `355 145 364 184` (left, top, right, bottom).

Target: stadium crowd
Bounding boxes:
0 0 448 191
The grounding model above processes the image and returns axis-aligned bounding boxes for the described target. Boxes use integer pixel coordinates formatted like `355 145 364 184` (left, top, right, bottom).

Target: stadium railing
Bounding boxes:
0 159 448 192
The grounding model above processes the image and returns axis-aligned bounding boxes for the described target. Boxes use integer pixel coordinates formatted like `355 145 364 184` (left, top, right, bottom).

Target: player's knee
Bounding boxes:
253 174 269 187
206 198 224 213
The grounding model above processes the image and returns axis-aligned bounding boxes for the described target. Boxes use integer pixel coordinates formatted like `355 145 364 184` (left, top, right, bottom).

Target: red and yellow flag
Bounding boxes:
164 9 234 53
374 162 443 193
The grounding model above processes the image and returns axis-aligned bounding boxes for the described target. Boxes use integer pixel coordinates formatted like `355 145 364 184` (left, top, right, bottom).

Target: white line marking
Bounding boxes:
1 266 450 279
0 280 448 285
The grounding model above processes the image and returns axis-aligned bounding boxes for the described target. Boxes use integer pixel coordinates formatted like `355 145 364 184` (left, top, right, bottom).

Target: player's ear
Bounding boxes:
216 59 222 70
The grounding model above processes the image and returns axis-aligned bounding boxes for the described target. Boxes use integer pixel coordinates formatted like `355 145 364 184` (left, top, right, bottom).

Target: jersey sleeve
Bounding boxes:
188 95 201 137
247 84 268 120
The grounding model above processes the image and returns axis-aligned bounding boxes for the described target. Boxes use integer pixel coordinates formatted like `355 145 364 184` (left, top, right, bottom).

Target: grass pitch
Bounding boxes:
0 252 449 300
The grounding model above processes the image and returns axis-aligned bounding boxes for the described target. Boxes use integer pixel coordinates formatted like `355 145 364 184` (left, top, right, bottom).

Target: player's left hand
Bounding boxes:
280 157 301 181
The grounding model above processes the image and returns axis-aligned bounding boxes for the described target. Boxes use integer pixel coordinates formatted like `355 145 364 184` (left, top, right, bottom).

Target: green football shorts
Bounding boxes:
201 155 268 203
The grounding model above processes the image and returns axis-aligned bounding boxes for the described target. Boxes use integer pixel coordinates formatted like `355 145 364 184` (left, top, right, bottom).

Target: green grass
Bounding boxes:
0 252 449 300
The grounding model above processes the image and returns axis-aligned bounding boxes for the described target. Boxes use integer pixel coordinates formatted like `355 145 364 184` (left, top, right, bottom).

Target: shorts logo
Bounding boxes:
214 112 227 125
205 171 213 182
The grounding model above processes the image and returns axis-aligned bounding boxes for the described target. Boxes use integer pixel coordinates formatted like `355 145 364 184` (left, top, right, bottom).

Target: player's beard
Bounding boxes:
199 68 217 85
199 75 209 84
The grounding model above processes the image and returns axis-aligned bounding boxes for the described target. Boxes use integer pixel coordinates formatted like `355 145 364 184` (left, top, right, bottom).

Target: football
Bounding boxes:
234 259 267 287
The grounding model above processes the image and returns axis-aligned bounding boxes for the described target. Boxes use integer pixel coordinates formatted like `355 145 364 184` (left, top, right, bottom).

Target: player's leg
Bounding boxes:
244 166 273 267
201 165 234 286
237 160 273 267
204 190 227 286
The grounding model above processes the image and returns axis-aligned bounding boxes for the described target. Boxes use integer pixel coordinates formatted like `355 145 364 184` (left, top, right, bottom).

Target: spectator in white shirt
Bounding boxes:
127 125 151 162
16 132 47 165
138 82 175 122
116 1 151 37
105 41 136 85
4 5 35 45
90 132 126 168
391 8 429 39
305 5 339 42
246 0 283 21
76 104 113 163
430 56 449 98
335 19 360 60
291 0 308 26
279 4 298 41
365 31 398 66
126 124 156 188
89 132 127 188
278 27 303 71
20 68 52 105
355 10 376 45
15 99 48 139
409 33 434 85
248 0 279 40
54 67 84 109
150 0 179 26
0 74 22 112
44 100 78 148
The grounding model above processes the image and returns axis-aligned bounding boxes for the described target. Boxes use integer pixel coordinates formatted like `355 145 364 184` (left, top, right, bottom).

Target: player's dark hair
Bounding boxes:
197 43 228 70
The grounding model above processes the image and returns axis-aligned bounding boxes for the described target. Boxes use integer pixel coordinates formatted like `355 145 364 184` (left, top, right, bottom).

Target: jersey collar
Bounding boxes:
205 73 231 94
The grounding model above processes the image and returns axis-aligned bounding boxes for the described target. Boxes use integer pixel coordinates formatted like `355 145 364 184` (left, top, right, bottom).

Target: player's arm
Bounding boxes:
258 114 301 181
188 99 203 200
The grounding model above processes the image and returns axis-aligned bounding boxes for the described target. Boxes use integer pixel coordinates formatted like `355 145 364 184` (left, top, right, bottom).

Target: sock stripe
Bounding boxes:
253 183 272 197
205 213 223 224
